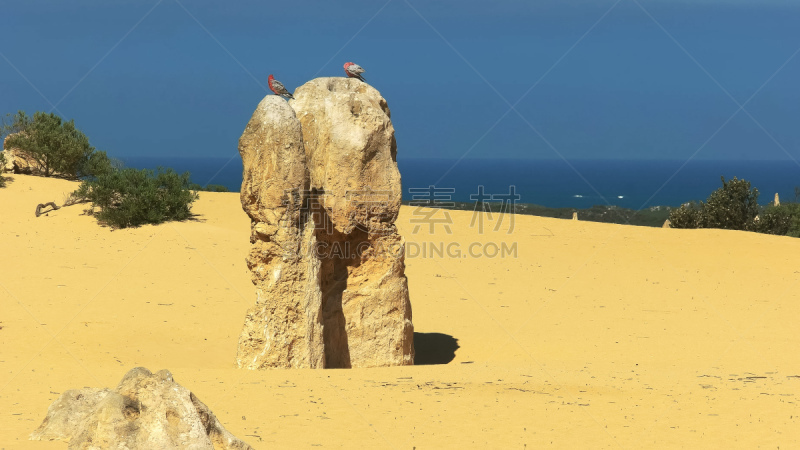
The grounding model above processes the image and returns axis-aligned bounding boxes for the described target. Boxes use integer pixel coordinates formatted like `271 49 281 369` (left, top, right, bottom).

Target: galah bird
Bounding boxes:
343 62 366 82
268 74 294 99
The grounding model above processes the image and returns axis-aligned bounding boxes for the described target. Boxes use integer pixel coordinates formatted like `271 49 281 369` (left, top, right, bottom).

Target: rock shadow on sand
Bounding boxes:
414 332 459 365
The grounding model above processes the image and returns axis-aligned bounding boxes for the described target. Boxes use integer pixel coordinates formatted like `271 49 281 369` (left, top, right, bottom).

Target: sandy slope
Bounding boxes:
1 174 799 449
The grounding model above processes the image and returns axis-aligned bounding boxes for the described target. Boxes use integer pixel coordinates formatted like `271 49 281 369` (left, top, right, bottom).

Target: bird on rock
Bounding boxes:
268 74 294 99
343 62 366 82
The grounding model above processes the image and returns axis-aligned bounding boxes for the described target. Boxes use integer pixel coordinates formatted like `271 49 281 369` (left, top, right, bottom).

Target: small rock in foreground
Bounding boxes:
30 367 253 450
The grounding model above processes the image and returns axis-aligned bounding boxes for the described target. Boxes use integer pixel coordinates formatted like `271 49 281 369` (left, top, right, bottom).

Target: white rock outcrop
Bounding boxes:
2 133 38 174
30 367 252 449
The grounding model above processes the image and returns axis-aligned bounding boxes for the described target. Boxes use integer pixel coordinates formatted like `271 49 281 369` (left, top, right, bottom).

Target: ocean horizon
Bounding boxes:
120 156 800 210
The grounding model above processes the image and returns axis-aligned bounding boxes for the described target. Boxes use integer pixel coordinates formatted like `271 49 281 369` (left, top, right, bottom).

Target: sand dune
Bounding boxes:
2 174 800 448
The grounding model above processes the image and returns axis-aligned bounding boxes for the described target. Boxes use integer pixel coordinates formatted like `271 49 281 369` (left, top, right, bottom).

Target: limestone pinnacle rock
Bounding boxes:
236 78 414 369
775 193 780 206
236 95 324 369
30 367 253 449
290 77 401 234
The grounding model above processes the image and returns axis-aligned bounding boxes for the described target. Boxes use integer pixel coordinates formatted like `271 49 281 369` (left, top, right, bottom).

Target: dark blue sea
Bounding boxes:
120 156 800 210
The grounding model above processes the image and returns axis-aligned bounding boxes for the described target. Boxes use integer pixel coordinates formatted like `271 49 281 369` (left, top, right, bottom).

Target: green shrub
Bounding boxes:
78 150 115 179
702 176 759 230
752 205 790 236
2 111 113 179
668 202 704 229
0 152 6 187
75 167 198 228
754 203 800 237
667 177 760 231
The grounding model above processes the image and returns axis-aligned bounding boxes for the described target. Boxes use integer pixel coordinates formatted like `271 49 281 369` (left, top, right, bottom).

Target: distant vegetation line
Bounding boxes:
402 201 671 227
188 183 230 192
3 110 799 235
403 178 800 233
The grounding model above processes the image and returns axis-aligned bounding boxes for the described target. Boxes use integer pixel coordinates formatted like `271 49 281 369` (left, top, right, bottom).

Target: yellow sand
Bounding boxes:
1 174 799 449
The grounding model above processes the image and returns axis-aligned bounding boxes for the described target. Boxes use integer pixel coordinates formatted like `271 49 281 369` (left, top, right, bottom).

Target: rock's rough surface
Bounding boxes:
290 78 401 233
236 95 325 369
775 193 780 206
0 149 10 173
2 133 37 174
30 367 252 450
292 78 412 368
236 78 413 369
239 96 309 223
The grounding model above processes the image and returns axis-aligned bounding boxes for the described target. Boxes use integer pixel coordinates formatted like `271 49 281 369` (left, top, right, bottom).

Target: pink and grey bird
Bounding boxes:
268 74 294 99
343 62 366 82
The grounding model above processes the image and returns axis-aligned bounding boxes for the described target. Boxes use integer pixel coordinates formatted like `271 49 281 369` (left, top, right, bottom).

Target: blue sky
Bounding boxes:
1 0 798 161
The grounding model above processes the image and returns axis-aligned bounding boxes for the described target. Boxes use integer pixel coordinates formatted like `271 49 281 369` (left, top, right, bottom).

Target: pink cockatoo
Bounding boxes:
268 74 294 99
343 62 366 82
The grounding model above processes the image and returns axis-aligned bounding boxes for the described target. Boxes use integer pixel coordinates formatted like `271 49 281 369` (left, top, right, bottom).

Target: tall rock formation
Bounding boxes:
236 78 413 369
236 96 325 369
